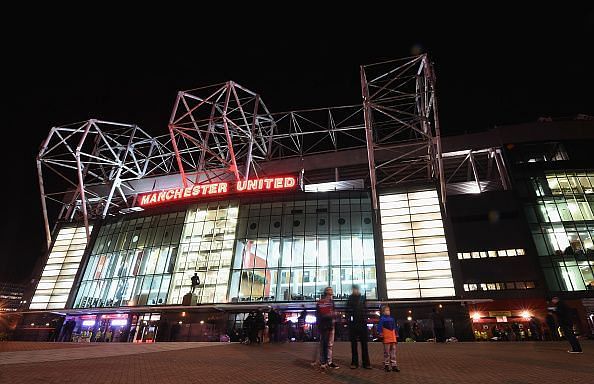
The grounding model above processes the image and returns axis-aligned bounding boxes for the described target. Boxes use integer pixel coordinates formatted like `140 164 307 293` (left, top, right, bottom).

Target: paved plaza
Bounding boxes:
0 341 592 384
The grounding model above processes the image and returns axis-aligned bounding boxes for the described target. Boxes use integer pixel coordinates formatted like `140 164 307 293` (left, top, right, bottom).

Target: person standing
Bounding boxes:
491 325 500 340
190 273 200 294
431 308 446 342
94 328 103 342
378 305 399 372
267 308 280 343
255 310 265 344
244 312 256 345
50 318 64 342
412 321 421 341
297 306 307 341
511 322 522 341
57 318 69 342
529 316 541 341
545 310 559 341
316 287 339 369
551 296 583 353
346 285 371 369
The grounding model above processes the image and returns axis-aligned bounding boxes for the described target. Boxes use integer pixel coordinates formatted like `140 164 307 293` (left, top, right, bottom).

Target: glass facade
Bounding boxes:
379 189 455 299
524 171 594 291
70 193 376 309
31 226 91 310
228 192 377 302
73 212 185 308
167 201 238 304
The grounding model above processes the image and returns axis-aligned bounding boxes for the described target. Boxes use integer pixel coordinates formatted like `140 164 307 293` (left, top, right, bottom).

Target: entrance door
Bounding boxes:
132 313 161 343
141 323 158 343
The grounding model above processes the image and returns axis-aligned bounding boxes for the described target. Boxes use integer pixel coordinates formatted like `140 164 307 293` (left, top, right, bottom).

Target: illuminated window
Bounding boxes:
73 212 186 309
30 226 92 310
463 281 535 291
526 171 594 292
168 201 239 304
380 189 454 299
457 249 526 259
228 193 377 302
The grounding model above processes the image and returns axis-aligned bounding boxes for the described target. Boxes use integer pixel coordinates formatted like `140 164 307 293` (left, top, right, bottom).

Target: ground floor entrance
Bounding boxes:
12 299 479 342
19 298 594 343
467 298 550 341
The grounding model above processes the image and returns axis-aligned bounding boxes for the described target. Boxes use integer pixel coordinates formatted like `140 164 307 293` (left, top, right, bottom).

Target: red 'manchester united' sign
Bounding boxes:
138 176 297 207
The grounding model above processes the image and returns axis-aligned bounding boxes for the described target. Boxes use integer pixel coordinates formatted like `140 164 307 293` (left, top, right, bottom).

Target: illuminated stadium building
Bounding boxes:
18 55 594 342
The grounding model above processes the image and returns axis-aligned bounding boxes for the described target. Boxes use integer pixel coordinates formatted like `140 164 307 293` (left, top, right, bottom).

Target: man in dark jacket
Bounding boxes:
551 296 582 353
255 310 265 344
244 312 257 344
346 285 371 369
545 311 559 341
267 308 280 343
431 308 446 342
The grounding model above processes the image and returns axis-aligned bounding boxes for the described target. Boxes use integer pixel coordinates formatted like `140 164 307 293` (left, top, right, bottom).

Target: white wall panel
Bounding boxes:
30 226 91 310
380 189 455 299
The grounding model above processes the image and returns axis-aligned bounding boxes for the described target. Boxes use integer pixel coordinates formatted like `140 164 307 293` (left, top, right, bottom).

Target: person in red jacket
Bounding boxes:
316 287 339 369
378 305 400 372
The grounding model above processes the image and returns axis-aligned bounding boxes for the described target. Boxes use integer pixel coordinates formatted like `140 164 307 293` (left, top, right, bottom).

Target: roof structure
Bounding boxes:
37 54 511 247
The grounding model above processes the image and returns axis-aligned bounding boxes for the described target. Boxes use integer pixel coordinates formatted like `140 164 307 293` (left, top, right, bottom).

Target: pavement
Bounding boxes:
0 340 592 384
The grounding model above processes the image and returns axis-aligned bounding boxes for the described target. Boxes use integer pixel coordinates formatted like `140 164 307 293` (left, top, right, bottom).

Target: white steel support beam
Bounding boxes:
468 150 482 193
493 148 511 190
102 125 136 218
36 159 52 248
360 66 379 211
75 121 93 240
425 57 447 213
169 92 188 188
37 127 56 248
222 82 241 180
244 95 260 180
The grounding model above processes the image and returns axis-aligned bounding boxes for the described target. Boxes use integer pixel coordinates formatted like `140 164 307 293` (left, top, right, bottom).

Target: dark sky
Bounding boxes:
2 6 593 283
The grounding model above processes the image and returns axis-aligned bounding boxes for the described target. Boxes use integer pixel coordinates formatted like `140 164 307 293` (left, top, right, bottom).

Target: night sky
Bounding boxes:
2 6 593 284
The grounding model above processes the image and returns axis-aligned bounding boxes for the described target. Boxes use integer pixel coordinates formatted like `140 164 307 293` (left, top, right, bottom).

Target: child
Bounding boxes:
377 305 400 372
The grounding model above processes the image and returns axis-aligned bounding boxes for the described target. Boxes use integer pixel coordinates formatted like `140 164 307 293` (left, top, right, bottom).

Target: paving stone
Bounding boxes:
0 341 592 384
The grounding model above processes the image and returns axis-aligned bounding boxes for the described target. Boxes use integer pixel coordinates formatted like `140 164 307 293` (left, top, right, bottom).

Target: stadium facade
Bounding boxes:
10 55 594 342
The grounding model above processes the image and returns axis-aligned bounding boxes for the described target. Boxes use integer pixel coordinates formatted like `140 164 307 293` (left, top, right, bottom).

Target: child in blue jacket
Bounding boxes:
378 305 400 372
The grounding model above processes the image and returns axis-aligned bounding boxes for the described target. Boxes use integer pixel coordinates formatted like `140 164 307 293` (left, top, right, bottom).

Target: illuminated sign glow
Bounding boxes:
138 176 297 207
101 314 128 319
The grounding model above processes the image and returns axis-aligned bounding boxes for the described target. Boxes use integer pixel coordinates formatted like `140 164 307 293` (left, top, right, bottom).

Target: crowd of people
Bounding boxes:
232 307 309 344
237 284 402 373
234 291 583 374
485 297 583 353
489 317 550 342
